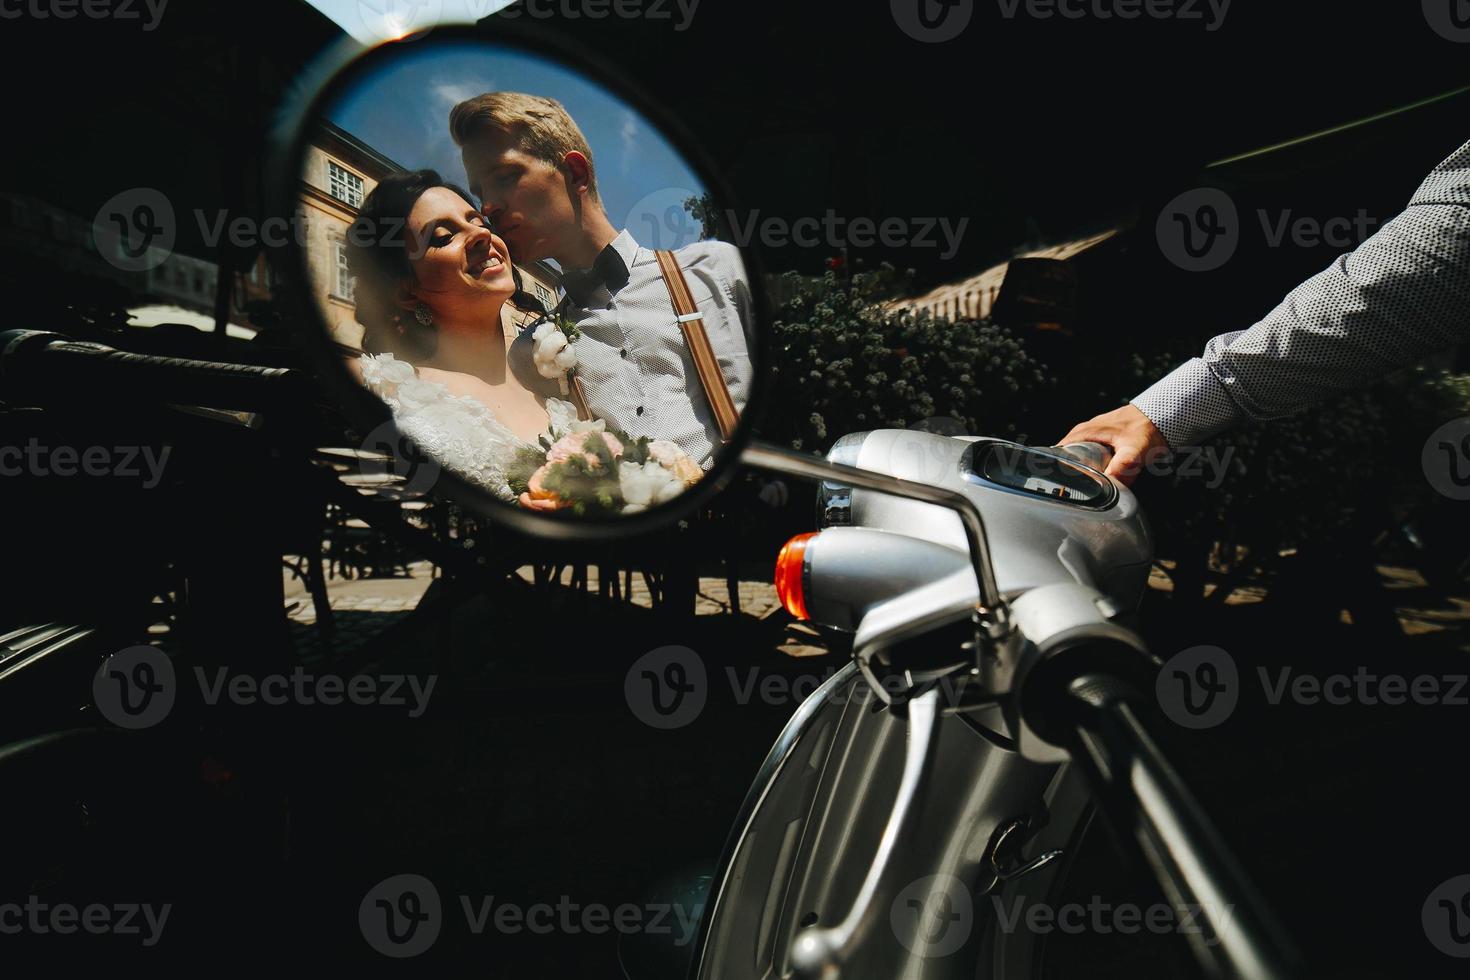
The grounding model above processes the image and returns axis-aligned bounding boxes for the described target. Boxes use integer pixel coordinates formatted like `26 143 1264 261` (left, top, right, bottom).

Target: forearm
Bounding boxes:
1134 175 1470 448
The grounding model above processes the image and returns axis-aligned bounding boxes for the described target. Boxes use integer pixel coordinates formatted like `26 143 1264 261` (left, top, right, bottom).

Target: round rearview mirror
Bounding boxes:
273 25 764 540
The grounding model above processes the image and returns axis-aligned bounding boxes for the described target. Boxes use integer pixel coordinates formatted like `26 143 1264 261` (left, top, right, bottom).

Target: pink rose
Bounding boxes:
546 431 623 468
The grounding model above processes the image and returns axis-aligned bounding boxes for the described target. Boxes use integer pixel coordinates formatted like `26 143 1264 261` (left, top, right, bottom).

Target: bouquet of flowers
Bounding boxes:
506 407 703 516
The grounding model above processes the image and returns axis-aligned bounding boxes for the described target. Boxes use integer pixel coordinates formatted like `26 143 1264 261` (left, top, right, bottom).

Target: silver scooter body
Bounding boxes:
692 429 1153 979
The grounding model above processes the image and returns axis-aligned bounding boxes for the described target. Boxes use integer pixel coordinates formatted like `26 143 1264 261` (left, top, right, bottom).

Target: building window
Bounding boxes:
333 240 355 302
328 161 364 209
533 282 554 309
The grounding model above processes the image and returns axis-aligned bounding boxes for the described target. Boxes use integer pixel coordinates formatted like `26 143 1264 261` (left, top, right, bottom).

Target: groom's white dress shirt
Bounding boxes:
1132 138 1470 449
509 229 755 468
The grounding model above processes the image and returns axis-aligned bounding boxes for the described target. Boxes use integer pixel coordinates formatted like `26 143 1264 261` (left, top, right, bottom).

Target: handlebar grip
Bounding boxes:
0 330 311 412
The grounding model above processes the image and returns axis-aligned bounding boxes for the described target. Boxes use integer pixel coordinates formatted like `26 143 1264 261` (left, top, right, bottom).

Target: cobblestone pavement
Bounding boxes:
283 559 816 662
285 555 1468 664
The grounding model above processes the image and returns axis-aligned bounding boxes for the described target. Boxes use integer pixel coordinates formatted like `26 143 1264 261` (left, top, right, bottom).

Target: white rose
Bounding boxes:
646 440 681 468
619 460 657 508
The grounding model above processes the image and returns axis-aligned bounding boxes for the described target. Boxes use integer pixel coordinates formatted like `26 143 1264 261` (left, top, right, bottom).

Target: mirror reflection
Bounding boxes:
298 39 754 516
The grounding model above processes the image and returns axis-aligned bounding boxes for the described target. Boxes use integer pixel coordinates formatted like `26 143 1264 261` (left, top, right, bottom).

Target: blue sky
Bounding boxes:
310 21 708 257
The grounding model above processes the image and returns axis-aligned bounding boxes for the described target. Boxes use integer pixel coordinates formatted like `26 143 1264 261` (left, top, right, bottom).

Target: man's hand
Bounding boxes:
1059 404 1168 486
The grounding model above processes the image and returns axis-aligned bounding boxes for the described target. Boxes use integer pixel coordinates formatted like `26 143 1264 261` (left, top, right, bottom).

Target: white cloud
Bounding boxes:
619 111 639 175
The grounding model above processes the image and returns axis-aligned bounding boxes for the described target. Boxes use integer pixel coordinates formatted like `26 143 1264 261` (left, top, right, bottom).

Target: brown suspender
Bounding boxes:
653 249 740 443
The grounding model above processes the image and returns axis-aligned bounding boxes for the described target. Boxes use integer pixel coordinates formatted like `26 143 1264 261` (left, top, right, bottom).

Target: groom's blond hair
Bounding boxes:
450 92 601 204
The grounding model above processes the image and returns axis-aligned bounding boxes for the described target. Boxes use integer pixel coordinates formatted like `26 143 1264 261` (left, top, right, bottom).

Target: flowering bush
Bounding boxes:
758 262 1049 453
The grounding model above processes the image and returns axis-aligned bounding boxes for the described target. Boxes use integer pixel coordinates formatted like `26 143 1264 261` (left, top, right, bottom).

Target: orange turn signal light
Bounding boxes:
775 532 818 621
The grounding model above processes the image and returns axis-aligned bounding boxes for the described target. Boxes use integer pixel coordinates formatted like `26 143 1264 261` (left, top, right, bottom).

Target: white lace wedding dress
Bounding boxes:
358 352 582 502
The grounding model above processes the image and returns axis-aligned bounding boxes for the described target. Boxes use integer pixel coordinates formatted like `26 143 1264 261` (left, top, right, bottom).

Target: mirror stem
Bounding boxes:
740 440 1008 637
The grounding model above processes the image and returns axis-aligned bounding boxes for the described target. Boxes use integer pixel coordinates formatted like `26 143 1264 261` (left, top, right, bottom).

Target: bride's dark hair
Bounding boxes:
344 168 545 359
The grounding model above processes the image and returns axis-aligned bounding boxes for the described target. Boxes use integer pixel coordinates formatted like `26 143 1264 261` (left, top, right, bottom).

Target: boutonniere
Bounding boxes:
531 311 581 396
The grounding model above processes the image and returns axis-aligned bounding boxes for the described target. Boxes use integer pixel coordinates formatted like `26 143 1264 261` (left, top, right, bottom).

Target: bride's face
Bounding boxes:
404 186 516 323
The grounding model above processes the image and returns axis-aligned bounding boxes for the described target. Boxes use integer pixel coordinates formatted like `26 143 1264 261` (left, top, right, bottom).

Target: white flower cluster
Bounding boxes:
619 460 686 513
531 319 577 395
620 439 701 514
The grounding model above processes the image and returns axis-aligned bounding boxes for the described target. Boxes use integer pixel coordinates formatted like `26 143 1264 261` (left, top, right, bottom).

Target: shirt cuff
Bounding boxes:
1130 357 1247 451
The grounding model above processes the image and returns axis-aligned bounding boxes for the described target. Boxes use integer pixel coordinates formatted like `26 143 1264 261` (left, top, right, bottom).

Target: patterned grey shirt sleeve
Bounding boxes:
1131 138 1470 451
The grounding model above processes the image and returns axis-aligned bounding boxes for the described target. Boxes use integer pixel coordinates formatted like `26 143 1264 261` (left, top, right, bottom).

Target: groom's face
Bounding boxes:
462 129 577 265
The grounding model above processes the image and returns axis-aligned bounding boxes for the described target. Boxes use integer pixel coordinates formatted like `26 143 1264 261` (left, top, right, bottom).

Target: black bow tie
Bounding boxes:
561 243 630 305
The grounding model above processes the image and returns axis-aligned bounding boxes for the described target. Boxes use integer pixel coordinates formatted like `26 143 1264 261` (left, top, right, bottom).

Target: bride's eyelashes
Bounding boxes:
427 213 490 250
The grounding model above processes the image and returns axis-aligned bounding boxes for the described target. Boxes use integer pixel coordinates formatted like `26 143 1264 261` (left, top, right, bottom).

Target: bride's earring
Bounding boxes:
413 303 434 329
